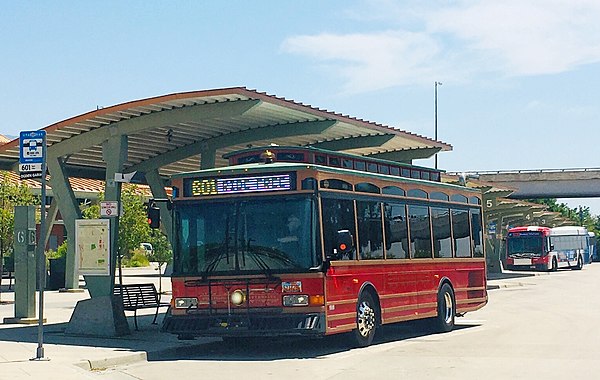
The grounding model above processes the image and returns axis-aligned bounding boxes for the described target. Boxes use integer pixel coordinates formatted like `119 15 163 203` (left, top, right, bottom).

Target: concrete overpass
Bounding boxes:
456 168 600 199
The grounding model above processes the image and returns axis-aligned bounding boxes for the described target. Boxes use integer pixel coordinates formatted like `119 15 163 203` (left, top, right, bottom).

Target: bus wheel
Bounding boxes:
353 291 378 347
434 283 455 333
573 255 584 270
550 257 558 272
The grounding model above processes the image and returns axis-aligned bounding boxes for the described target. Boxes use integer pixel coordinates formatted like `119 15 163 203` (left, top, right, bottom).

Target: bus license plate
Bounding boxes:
514 258 532 266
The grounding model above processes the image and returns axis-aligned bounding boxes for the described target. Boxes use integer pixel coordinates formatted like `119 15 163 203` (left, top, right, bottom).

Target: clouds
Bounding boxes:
430 0 600 75
282 0 600 93
282 31 443 93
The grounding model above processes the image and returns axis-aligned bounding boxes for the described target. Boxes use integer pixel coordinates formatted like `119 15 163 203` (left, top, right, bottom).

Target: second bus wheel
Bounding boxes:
550 256 558 272
433 283 455 333
352 291 378 347
572 255 584 270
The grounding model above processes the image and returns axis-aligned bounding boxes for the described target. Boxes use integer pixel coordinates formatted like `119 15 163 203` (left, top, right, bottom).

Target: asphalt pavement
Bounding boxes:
0 264 536 379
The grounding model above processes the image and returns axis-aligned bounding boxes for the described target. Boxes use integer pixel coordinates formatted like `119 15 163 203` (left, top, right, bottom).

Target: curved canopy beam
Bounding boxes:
127 119 338 173
48 99 262 158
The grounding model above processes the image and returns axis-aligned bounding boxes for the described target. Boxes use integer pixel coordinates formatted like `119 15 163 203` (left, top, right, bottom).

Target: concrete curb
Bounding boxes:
74 352 147 371
487 282 534 290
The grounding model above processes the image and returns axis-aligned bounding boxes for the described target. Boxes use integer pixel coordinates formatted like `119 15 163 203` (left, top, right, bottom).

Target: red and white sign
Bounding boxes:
100 201 119 217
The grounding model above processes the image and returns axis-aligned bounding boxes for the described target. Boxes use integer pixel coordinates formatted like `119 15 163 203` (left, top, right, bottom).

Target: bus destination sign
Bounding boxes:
186 173 295 197
509 231 542 237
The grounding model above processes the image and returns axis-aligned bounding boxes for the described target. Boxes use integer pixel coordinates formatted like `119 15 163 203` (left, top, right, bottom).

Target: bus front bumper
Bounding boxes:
506 256 549 271
161 311 326 338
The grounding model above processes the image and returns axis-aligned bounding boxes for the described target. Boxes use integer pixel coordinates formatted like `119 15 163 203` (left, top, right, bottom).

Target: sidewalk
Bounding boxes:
0 265 216 379
0 265 540 378
486 269 547 290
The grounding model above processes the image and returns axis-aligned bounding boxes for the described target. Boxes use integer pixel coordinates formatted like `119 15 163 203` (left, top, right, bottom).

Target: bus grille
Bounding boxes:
162 313 324 337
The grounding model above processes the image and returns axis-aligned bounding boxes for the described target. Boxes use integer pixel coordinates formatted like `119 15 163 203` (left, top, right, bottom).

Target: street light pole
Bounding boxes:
434 81 442 169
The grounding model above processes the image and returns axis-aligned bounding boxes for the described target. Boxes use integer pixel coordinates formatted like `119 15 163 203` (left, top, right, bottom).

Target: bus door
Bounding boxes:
321 197 361 331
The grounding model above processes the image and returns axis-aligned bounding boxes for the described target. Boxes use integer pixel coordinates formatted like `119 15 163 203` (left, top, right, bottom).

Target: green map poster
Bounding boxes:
75 219 110 275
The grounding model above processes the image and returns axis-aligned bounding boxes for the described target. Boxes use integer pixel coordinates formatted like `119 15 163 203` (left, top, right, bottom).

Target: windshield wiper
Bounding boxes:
245 240 274 279
202 237 232 277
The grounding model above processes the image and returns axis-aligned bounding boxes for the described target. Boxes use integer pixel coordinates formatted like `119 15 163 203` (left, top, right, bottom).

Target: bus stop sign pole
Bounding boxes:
20 130 48 361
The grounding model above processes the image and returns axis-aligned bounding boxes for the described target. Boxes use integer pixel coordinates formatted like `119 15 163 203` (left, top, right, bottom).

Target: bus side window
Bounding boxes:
471 209 484 257
452 208 471 257
384 203 409 259
408 204 432 258
357 201 384 259
321 198 357 260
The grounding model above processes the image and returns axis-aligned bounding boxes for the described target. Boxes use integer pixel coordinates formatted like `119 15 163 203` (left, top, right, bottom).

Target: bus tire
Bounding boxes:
572 255 583 270
352 291 378 347
550 257 558 272
434 283 455 333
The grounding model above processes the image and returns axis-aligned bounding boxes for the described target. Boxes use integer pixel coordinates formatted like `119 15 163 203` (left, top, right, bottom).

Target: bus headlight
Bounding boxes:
174 297 198 309
230 290 246 306
283 294 309 307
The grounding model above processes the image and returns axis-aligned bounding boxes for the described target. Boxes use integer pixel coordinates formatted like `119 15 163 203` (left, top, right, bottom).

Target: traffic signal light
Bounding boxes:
147 204 160 229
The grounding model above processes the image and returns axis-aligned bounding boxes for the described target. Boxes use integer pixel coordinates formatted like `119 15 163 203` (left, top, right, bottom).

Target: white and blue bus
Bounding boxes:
506 225 588 271
548 226 589 270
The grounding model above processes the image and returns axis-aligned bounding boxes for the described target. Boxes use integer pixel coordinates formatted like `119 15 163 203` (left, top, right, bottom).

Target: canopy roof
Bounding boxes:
0 87 451 180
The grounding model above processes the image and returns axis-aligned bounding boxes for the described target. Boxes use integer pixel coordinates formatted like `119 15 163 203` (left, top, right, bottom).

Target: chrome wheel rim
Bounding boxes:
357 300 376 337
443 292 453 324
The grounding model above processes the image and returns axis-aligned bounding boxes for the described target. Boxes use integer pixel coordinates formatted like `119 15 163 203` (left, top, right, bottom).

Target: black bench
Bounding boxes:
2 257 14 290
1 270 13 290
113 283 170 330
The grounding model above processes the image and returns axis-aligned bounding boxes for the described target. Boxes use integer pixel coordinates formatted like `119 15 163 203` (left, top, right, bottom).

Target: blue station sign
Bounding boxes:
19 130 46 164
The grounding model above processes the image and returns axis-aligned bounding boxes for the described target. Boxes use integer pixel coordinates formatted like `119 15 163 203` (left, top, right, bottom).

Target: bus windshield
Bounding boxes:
173 196 317 276
507 235 544 257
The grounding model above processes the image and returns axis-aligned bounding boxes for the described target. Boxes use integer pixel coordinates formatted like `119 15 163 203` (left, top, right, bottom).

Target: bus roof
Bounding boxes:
223 145 442 173
508 226 551 234
170 160 482 194
549 226 588 236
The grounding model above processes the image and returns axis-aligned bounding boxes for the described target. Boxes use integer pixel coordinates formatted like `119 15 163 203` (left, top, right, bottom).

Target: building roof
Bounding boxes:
0 87 451 180
0 170 152 199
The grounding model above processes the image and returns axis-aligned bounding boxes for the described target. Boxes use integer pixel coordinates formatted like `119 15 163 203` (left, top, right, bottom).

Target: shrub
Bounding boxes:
123 247 150 267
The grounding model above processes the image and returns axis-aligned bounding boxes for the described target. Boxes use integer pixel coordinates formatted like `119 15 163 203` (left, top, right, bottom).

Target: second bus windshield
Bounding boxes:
173 197 316 275
507 235 544 257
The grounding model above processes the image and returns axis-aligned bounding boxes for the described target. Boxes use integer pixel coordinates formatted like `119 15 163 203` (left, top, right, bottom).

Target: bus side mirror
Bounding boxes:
147 204 161 229
550 245 555 251
327 230 354 261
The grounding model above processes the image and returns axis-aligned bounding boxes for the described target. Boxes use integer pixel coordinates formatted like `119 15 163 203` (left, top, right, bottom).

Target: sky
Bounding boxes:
1 1 599 213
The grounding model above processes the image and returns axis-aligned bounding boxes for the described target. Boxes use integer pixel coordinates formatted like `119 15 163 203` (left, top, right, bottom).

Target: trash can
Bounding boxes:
48 256 66 290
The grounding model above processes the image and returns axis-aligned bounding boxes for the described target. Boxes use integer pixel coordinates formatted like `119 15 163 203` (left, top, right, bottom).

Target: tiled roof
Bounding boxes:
1 170 154 197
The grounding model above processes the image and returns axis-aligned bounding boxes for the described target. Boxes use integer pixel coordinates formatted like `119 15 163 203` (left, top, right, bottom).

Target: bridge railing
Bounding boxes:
448 167 600 176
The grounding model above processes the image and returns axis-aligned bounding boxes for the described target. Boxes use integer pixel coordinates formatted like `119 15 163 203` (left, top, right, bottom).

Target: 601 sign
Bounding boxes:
19 163 42 172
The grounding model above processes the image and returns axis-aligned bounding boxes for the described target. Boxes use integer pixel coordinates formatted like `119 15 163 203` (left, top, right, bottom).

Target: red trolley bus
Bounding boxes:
159 146 487 346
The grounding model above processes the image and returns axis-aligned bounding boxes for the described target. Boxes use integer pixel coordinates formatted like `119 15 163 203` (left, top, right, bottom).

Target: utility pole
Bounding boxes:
434 81 442 169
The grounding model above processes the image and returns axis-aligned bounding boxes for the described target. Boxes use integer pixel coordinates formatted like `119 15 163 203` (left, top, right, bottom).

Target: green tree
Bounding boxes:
146 229 172 294
0 171 37 301
527 198 599 235
80 185 152 263
117 186 151 260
